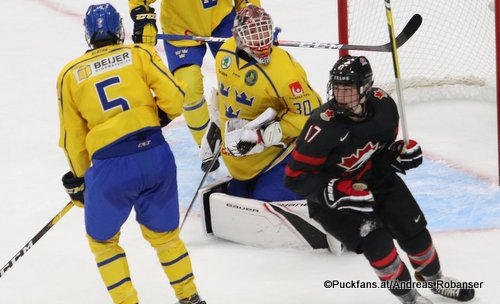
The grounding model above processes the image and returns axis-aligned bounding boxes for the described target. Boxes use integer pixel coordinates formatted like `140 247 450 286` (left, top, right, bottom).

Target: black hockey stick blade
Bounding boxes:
0 201 74 278
157 14 421 52
339 13 422 52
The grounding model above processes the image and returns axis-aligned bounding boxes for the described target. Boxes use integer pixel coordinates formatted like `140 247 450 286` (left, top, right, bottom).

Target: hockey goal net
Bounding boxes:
337 0 497 103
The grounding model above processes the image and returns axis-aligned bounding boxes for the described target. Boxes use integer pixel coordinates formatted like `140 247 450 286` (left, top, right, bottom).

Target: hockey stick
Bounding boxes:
384 0 410 143
157 14 421 52
180 146 221 231
0 201 74 278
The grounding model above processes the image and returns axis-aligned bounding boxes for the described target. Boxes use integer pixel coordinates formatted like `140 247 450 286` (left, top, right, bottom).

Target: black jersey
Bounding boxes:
285 87 400 204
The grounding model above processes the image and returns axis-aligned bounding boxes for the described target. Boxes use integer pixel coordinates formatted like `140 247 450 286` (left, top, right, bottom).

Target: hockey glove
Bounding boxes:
158 108 171 127
323 179 375 212
224 119 283 157
130 5 158 45
272 27 282 45
199 121 221 172
388 139 423 173
62 171 85 208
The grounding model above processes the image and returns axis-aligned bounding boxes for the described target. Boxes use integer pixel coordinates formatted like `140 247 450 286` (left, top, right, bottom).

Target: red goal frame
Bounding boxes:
337 0 500 185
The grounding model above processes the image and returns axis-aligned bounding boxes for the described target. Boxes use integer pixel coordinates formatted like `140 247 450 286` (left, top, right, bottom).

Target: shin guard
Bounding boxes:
141 225 198 300
175 65 209 146
399 229 441 278
369 246 412 297
87 233 138 304
362 229 412 297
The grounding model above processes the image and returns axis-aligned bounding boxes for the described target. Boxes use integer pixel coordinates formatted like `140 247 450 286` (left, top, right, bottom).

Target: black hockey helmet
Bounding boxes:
327 55 374 117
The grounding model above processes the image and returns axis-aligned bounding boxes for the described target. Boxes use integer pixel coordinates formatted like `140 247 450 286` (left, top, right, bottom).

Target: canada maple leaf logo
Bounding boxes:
373 89 387 100
338 142 379 172
320 109 335 121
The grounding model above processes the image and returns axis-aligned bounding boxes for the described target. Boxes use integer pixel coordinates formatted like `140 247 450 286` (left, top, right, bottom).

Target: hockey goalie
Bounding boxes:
197 88 341 254
195 5 344 253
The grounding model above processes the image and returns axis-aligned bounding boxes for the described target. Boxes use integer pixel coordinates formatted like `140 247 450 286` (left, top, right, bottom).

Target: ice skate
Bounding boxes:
415 272 475 301
397 289 433 304
178 293 207 304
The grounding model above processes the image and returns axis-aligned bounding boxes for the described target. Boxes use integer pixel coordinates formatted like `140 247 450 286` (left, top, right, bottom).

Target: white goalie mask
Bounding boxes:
232 5 274 65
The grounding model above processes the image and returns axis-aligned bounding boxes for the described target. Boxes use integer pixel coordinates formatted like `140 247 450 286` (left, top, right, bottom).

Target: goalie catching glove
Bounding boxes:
62 171 85 208
387 139 422 173
224 119 284 157
130 5 157 45
323 179 375 212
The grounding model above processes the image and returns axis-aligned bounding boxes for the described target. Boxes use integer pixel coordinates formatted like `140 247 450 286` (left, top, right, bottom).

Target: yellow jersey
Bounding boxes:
215 38 323 180
57 44 185 177
129 0 261 47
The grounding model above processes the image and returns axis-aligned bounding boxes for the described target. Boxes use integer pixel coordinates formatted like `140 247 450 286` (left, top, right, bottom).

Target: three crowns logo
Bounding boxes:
175 49 189 59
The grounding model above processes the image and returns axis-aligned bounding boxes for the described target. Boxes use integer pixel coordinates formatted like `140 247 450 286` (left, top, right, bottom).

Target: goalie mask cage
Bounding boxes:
337 0 500 185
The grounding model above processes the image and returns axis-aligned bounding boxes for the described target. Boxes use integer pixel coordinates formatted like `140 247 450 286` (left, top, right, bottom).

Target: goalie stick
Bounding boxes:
157 14 422 52
0 201 74 278
181 107 278 230
180 146 221 231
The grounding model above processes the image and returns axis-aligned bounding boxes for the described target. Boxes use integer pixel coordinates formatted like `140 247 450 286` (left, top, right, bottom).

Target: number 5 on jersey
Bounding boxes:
95 76 130 112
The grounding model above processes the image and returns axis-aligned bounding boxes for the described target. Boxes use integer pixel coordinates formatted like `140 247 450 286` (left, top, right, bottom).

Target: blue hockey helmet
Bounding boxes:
83 3 124 47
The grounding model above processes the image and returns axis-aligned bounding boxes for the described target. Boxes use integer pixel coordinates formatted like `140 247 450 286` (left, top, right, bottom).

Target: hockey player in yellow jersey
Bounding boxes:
213 5 322 201
129 0 260 156
58 4 206 304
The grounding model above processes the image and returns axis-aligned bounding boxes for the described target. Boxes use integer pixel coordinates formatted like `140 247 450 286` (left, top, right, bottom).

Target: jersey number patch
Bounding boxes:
95 77 130 112
304 124 322 143
201 0 217 9
293 100 312 116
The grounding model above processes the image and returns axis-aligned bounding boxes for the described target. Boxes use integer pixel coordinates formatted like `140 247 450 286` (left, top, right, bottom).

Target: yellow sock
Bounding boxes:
175 65 209 146
141 225 198 299
88 233 139 304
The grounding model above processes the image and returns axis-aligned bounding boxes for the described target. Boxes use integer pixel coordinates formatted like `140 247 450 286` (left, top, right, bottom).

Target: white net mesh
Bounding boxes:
345 0 496 102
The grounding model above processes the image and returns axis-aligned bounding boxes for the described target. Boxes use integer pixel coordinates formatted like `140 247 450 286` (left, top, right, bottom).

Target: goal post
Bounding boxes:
495 0 500 186
338 0 500 185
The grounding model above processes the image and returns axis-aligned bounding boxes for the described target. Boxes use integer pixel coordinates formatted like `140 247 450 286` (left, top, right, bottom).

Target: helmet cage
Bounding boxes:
327 55 374 117
233 6 274 64
84 3 125 47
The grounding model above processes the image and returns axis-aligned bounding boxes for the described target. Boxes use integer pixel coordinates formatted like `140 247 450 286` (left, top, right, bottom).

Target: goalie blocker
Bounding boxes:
198 177 344 254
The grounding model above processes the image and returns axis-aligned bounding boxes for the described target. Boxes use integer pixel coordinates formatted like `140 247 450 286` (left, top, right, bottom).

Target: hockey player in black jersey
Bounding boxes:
284 55 475 304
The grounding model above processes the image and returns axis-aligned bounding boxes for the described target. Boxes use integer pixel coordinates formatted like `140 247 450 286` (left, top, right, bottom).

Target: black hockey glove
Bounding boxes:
130 5 158 45
388 139 422 173
323 179 375 212
158 108 171 127
62 171 85 208
199 121 221 172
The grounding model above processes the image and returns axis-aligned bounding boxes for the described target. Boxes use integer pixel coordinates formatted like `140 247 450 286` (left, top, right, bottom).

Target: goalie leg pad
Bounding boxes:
207 193 329 250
